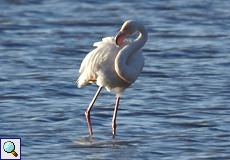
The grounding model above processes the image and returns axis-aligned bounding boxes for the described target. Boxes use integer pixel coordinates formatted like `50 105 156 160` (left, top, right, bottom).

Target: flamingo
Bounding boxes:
77 20 148 137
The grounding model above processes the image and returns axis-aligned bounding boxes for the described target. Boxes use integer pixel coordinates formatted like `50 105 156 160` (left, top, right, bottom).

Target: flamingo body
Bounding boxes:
77 37 144 96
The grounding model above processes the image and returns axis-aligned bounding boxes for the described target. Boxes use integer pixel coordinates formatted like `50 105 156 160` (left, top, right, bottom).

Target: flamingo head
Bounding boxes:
115 20 140 46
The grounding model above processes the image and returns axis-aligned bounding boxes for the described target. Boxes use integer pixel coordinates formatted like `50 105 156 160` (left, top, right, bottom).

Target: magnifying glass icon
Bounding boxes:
3 141 18 157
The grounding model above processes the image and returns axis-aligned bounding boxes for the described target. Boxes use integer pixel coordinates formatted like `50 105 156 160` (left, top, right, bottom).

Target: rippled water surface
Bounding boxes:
1 0 230 159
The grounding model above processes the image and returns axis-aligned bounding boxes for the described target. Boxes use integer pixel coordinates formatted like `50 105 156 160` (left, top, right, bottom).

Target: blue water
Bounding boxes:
1 0 230 159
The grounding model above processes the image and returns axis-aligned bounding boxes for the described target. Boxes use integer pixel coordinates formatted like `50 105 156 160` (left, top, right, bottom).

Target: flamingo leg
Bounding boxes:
85 86 102 136
112 97 120 137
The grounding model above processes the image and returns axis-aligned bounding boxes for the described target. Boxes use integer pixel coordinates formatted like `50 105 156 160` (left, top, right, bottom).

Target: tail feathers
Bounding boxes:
76 76 96 88
76 78 89 88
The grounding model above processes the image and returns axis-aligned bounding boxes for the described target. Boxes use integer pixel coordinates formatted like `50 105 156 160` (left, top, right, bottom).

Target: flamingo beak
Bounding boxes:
115 31 127 46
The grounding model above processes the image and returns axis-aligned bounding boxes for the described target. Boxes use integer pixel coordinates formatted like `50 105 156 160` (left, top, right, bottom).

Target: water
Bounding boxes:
1 0 230 159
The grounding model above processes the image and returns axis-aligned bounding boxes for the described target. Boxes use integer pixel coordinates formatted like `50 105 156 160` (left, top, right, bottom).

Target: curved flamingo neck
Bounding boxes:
115 25 148 83
132 25 148 51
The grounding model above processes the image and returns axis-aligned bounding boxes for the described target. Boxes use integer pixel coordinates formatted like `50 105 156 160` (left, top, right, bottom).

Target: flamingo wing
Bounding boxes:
77 37 120 87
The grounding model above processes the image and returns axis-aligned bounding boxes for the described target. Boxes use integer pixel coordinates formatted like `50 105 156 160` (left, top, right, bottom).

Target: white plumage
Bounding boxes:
76 20 148 137
77 37 144 96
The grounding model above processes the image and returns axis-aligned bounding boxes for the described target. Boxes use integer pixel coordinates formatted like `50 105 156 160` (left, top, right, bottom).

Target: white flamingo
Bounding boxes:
77 20 148 137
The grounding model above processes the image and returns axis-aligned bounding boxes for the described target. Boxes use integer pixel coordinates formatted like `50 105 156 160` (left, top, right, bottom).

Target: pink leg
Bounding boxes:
112 97 120 137
85 87 102 136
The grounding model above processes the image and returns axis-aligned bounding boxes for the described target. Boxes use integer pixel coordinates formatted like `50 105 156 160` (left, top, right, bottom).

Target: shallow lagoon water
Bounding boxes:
1 0 230 159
